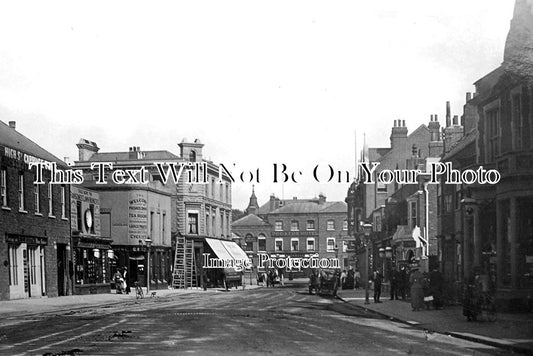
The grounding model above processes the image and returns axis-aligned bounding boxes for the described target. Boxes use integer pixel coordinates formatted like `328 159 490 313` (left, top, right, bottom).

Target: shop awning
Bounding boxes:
205 238 235 261
221 240 251 262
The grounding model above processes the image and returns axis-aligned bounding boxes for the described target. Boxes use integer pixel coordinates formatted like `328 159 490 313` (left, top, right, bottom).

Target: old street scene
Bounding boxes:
1 1 533 355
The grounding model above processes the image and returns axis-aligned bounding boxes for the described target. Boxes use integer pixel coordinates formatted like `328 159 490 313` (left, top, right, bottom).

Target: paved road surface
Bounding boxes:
0 282 509 355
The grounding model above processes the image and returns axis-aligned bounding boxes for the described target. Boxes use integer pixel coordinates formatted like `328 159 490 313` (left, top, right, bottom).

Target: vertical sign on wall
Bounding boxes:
129 191 148 241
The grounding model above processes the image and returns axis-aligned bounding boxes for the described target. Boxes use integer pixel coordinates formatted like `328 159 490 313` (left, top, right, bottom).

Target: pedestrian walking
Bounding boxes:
409 267 424 311
123 267 130 294
463 273 481 321
373 270 382 303
399 267 408 300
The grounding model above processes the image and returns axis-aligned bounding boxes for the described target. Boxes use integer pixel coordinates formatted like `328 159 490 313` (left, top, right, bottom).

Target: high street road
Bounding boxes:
0 281 507 355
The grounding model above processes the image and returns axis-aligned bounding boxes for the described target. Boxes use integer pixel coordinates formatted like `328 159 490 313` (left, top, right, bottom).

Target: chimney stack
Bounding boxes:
453 115 459 126
446 101 451 127
390 119 408 150
76 139 99 161
8 121 16 129
466 92 472 102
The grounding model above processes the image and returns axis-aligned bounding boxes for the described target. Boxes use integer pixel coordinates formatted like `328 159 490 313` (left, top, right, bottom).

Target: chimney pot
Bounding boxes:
402 120 406 127
453 115 459 126
8 121 16 129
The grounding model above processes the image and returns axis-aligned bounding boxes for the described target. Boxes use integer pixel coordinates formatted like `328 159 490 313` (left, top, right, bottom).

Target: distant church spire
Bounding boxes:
246 185 259 215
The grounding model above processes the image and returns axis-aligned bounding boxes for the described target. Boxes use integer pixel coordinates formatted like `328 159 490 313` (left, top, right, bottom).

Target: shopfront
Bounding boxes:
71 186 112 294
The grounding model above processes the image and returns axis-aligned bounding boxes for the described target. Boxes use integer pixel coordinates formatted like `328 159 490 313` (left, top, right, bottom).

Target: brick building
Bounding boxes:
73 138 234 289
70 186 113 294
73 140 174 290
438 0 533 309
1 120 72 300
232 191 349 277
346 118 443 286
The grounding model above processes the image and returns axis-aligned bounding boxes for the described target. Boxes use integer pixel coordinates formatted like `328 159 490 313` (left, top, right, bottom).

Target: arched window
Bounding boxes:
189 150 196 162
245 234 254 251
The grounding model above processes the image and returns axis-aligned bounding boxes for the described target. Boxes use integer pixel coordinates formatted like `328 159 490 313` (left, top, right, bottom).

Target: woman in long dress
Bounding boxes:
410 268 424 311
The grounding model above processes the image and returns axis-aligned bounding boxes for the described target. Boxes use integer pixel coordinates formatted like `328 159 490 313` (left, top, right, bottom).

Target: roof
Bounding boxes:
269 201 347 214
87 150 180 162
375 124 430 164
232 214 270 227
0 120 67 166
442 129 478 160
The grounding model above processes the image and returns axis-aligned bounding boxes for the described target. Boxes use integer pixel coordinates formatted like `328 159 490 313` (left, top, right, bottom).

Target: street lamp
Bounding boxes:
145 237 152 294
362 223 373 304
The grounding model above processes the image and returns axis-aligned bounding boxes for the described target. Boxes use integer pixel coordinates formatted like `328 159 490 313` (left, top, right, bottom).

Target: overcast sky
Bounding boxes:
0 0 516 210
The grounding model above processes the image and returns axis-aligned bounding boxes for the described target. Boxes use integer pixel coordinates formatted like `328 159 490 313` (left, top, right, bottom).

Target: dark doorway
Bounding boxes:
57 244 67 296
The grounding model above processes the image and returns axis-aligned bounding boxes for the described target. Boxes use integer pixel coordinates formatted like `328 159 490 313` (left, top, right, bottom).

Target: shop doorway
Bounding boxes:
57 244 67 296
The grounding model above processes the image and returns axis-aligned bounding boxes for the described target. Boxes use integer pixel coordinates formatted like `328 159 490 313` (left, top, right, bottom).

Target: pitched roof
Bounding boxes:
269 201 347 214
87 150 180 162
232 214 270 227
0 120 66 166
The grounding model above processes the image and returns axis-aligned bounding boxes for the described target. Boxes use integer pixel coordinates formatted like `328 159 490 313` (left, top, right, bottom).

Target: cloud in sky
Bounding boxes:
0 0 515 209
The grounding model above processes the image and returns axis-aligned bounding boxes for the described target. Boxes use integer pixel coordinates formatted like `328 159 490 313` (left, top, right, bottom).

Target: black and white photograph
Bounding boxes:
0 1 532 355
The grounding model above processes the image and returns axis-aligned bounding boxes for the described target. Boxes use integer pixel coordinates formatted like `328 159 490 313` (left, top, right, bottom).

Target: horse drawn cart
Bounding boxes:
309 269 340 297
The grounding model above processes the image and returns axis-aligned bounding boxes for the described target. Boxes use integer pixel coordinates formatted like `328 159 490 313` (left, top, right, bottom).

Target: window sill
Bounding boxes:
61 217 69 221
18 209 28 214
35 212 43 217
48 215 56 219
1 206 11 211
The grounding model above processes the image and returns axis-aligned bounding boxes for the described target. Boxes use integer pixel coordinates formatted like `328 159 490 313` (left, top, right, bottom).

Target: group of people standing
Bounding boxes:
369 266 445 312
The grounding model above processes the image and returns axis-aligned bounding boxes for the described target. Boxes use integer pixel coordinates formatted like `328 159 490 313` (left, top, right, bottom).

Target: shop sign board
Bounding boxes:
128 191 148 241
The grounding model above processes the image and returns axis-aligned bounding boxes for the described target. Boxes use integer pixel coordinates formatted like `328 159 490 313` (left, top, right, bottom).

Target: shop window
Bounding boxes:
8 245 18 285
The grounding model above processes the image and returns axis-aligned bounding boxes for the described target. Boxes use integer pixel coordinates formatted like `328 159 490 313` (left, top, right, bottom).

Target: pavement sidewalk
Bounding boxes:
337 288 533 354
0 285 261 319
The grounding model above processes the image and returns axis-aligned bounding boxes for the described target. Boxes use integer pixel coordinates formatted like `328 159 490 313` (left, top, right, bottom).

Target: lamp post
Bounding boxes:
145 237 152 294
362 223 373 304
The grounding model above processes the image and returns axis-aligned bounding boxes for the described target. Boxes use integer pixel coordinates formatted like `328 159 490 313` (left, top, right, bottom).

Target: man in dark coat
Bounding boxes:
373 270 382 303
429 269 444 309
390 269 399 300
